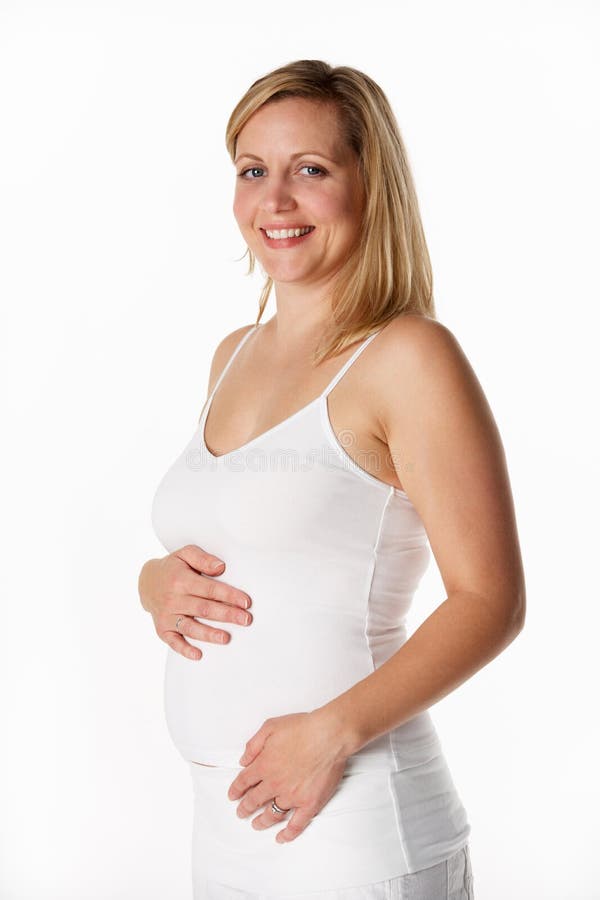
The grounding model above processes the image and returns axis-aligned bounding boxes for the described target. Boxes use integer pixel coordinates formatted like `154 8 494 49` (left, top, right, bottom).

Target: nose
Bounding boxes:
258 175 296 214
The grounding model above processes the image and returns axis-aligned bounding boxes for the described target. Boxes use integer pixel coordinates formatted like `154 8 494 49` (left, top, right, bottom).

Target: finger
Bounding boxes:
234 778 279 819
185 565 252 613
174 544 226 576
249 798 293 830
162 629 203 660
238 722 271 768
228 769 262 802
275 807 315 843
184 590 253 629
233 765 292 824
172 613 232 646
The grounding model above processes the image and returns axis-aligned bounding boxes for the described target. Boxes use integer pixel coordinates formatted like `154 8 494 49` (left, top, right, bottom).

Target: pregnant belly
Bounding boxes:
164 607 377 766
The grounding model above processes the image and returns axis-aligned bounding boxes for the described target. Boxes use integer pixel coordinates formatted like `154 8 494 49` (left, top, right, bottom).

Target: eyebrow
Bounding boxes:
234 151 338 165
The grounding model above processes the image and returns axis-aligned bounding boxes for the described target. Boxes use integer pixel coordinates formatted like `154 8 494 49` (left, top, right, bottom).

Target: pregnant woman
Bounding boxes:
140 59 526 899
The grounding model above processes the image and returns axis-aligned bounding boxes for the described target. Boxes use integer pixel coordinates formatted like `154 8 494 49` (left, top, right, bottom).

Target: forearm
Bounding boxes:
316 589 524 759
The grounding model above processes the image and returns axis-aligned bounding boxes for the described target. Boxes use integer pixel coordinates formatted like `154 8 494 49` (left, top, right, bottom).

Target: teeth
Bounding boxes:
265 226 313 239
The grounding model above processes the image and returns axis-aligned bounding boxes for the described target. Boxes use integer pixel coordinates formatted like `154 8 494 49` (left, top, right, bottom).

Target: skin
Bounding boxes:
232 96 366 346
143 96 526 844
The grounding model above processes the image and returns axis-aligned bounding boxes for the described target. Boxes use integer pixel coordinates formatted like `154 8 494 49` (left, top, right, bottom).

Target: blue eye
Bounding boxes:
237 164 326 179
300 165 325 176
238 166 265 179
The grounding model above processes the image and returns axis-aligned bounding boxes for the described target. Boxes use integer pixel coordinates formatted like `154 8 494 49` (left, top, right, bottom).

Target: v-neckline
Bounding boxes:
199 324 384 462
201 394 323 461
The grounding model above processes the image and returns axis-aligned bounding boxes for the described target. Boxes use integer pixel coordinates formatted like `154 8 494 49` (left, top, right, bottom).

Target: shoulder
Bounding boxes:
206 323 257 394
370 313 480 433
371 311 504 511
375 312 465 371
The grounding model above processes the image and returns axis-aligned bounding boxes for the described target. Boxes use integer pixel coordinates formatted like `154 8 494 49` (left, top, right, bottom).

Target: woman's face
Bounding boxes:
233 97 365 289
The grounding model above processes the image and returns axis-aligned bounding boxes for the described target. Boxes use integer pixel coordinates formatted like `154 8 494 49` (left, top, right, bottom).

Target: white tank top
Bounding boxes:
151 324 460 780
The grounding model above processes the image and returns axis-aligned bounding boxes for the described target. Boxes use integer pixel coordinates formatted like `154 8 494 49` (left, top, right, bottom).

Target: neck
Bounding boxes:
265 281 336 351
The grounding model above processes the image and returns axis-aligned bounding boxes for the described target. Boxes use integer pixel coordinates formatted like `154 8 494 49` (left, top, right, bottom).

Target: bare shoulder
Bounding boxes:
374 313 468 377
372 312 501 491
371 313 489 436
206 323 257 395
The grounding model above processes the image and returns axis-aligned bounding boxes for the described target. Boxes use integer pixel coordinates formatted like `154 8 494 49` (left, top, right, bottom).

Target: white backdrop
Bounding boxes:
1 2 598 898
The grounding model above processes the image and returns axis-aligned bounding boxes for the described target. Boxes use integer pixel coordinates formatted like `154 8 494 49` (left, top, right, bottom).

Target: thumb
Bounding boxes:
239 721 271 765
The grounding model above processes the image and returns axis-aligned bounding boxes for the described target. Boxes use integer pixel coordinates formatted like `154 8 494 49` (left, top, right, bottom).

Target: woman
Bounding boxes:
140 59 526 898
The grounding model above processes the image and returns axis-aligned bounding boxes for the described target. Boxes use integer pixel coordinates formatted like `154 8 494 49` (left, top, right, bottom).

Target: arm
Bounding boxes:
315 316 526 756
228 316 526 844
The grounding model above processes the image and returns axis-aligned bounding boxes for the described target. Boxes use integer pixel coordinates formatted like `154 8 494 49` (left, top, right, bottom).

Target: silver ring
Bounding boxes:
175 615 184 632
271 799 290 815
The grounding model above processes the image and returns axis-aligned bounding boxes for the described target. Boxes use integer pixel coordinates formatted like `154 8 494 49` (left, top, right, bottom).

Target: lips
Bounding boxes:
260 226 315 238
259 226 316 247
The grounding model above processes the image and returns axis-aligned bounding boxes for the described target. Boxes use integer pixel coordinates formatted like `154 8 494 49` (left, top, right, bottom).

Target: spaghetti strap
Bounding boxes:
207 325 259 403
319 328 384 399
198 325 258 425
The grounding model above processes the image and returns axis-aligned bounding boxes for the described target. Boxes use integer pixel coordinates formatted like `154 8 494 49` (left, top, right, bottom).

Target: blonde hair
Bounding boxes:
225 59 436 364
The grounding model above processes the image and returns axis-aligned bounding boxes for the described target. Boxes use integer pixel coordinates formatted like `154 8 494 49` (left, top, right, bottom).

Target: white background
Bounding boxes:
1 1 598 898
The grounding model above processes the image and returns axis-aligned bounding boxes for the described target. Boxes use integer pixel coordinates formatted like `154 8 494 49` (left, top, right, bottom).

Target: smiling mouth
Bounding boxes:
261 226 315 240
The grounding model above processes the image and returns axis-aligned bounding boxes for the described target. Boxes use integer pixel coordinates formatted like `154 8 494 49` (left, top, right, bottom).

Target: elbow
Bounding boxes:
488 583 526 642
509 585 527 637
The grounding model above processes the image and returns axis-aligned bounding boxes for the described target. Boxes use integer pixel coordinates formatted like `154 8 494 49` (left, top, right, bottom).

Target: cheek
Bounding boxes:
344 189 363 219
318 187 360 224
233 192 251 227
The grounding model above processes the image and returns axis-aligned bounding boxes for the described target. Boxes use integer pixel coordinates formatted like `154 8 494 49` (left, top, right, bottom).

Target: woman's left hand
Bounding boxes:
226 709 350 843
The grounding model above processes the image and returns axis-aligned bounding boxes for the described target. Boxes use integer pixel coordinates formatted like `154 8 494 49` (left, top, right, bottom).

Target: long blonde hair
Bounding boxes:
225 59 436 364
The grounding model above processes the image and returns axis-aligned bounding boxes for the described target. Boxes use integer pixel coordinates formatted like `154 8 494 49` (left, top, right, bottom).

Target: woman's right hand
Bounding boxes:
138 545 253 660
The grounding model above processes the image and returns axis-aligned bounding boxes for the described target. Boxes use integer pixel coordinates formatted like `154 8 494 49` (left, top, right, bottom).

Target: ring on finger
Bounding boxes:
175 615 185 632
271 799 291 815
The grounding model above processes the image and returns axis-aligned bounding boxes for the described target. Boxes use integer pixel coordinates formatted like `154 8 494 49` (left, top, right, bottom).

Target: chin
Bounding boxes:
263 266 317 283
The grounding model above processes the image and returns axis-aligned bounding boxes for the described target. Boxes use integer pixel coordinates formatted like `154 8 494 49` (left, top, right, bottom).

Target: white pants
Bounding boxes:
189 762 474 899
199 846 474 899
